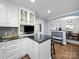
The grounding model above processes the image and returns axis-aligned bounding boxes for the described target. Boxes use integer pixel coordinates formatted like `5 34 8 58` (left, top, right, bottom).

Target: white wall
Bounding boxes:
48 16 79 34
35 17 47 34
35 17 44 34
44 20 49 35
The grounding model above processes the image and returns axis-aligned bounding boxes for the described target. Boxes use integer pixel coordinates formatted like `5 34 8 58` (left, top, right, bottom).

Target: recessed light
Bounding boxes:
30 0 35 3
48 10 51 13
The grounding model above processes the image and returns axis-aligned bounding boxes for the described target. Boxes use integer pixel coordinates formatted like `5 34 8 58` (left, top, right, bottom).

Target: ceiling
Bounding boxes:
8 0 79 20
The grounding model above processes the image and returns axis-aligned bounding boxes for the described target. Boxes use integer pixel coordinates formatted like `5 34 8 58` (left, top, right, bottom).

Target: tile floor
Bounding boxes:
53 43 79 59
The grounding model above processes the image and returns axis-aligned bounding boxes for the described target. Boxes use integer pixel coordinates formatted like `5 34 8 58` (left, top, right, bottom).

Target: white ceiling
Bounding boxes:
8 0 79 20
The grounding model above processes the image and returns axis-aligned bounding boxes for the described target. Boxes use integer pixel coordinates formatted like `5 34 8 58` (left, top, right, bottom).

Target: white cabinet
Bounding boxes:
39 39 51 59
6 40 19 59
26 38 35 59
0 38 51 59
30 39 39 59
0 0 4 25
0 0 3 22
0 42 6 59
0 0 19 27
18 38 39 59
0 41 19 59
6 1 18 27
6 49 18 59
19 8 35 25
0 0 7 26
28 12 35 25
26 38 51 59
19 9 28 24
19 38 27 57
0 48 6 59
19 7 36 35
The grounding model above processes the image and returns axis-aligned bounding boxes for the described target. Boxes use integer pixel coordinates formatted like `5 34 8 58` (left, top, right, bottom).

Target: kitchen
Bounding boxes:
0 0 51 59
0 0 79 59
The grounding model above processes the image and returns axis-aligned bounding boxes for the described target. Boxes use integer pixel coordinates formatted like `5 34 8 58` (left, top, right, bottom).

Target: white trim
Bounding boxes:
48 10 79 20
67 40 79 45
62 42 66 45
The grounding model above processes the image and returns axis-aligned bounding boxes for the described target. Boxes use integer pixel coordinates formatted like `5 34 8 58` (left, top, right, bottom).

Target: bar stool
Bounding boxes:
51 38 56 58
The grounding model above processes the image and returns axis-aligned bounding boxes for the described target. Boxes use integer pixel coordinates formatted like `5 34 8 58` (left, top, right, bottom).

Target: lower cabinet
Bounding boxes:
6 48 19 59
6 55 17 59
0 42 6 59
0 40 20 59
39 39 51 59
25 38 39 59
0 47 6 59
19 38 27 57
6 40 19 59
0 38 51 59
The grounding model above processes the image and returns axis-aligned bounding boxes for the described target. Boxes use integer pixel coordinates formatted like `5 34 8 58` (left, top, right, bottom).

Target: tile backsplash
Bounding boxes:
0 27 18 36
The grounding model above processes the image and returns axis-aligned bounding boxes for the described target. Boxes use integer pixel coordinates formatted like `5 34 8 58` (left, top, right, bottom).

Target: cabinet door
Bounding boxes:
25 38 33 56
19 38 27 57
29 12 35 24
0 0 3 25
0 0 7 26
7 55 17 59
6 40 19 59
39 40 51 59
19 9 28 23
6 1 18 27
26 38 39 59
0 48 6 59
31 40 39 59
7 49 18 59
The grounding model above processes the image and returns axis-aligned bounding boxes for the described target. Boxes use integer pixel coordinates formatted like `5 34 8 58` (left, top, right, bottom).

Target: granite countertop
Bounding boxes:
0 34 52 43
27 34 52 43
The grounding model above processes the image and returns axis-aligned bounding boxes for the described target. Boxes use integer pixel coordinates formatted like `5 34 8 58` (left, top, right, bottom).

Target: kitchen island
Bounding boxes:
26 34 52 59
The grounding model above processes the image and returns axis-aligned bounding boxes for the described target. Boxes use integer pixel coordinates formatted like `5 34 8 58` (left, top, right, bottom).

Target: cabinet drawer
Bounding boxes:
7 49 18 57
7 55 18 59
0 42 5 48
7 40 18 46
7 45 18 51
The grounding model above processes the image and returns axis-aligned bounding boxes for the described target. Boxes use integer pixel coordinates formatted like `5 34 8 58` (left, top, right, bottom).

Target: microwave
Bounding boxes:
24 25 34 34
20 25 34 34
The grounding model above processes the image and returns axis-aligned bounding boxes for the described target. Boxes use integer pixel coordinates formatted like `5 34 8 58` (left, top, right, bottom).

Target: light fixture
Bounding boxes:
48 10 51 13
30 0 35 3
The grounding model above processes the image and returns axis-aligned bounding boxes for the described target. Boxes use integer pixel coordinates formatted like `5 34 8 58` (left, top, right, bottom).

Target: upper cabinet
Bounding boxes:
19 8 35 25
0 0 35 27
29 12 35 24
0 0 7 26
6 1 19 27
0 0 19 27
19 9 28 24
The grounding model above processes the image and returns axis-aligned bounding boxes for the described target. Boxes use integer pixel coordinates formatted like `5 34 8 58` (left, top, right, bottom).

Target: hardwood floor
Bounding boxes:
52 43 79 59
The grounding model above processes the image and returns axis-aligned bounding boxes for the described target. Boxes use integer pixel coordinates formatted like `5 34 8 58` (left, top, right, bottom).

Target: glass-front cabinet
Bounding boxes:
29 12 35 24
20 25 24 34
19 8 35 35
19 8 35 25
20 9 28 23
